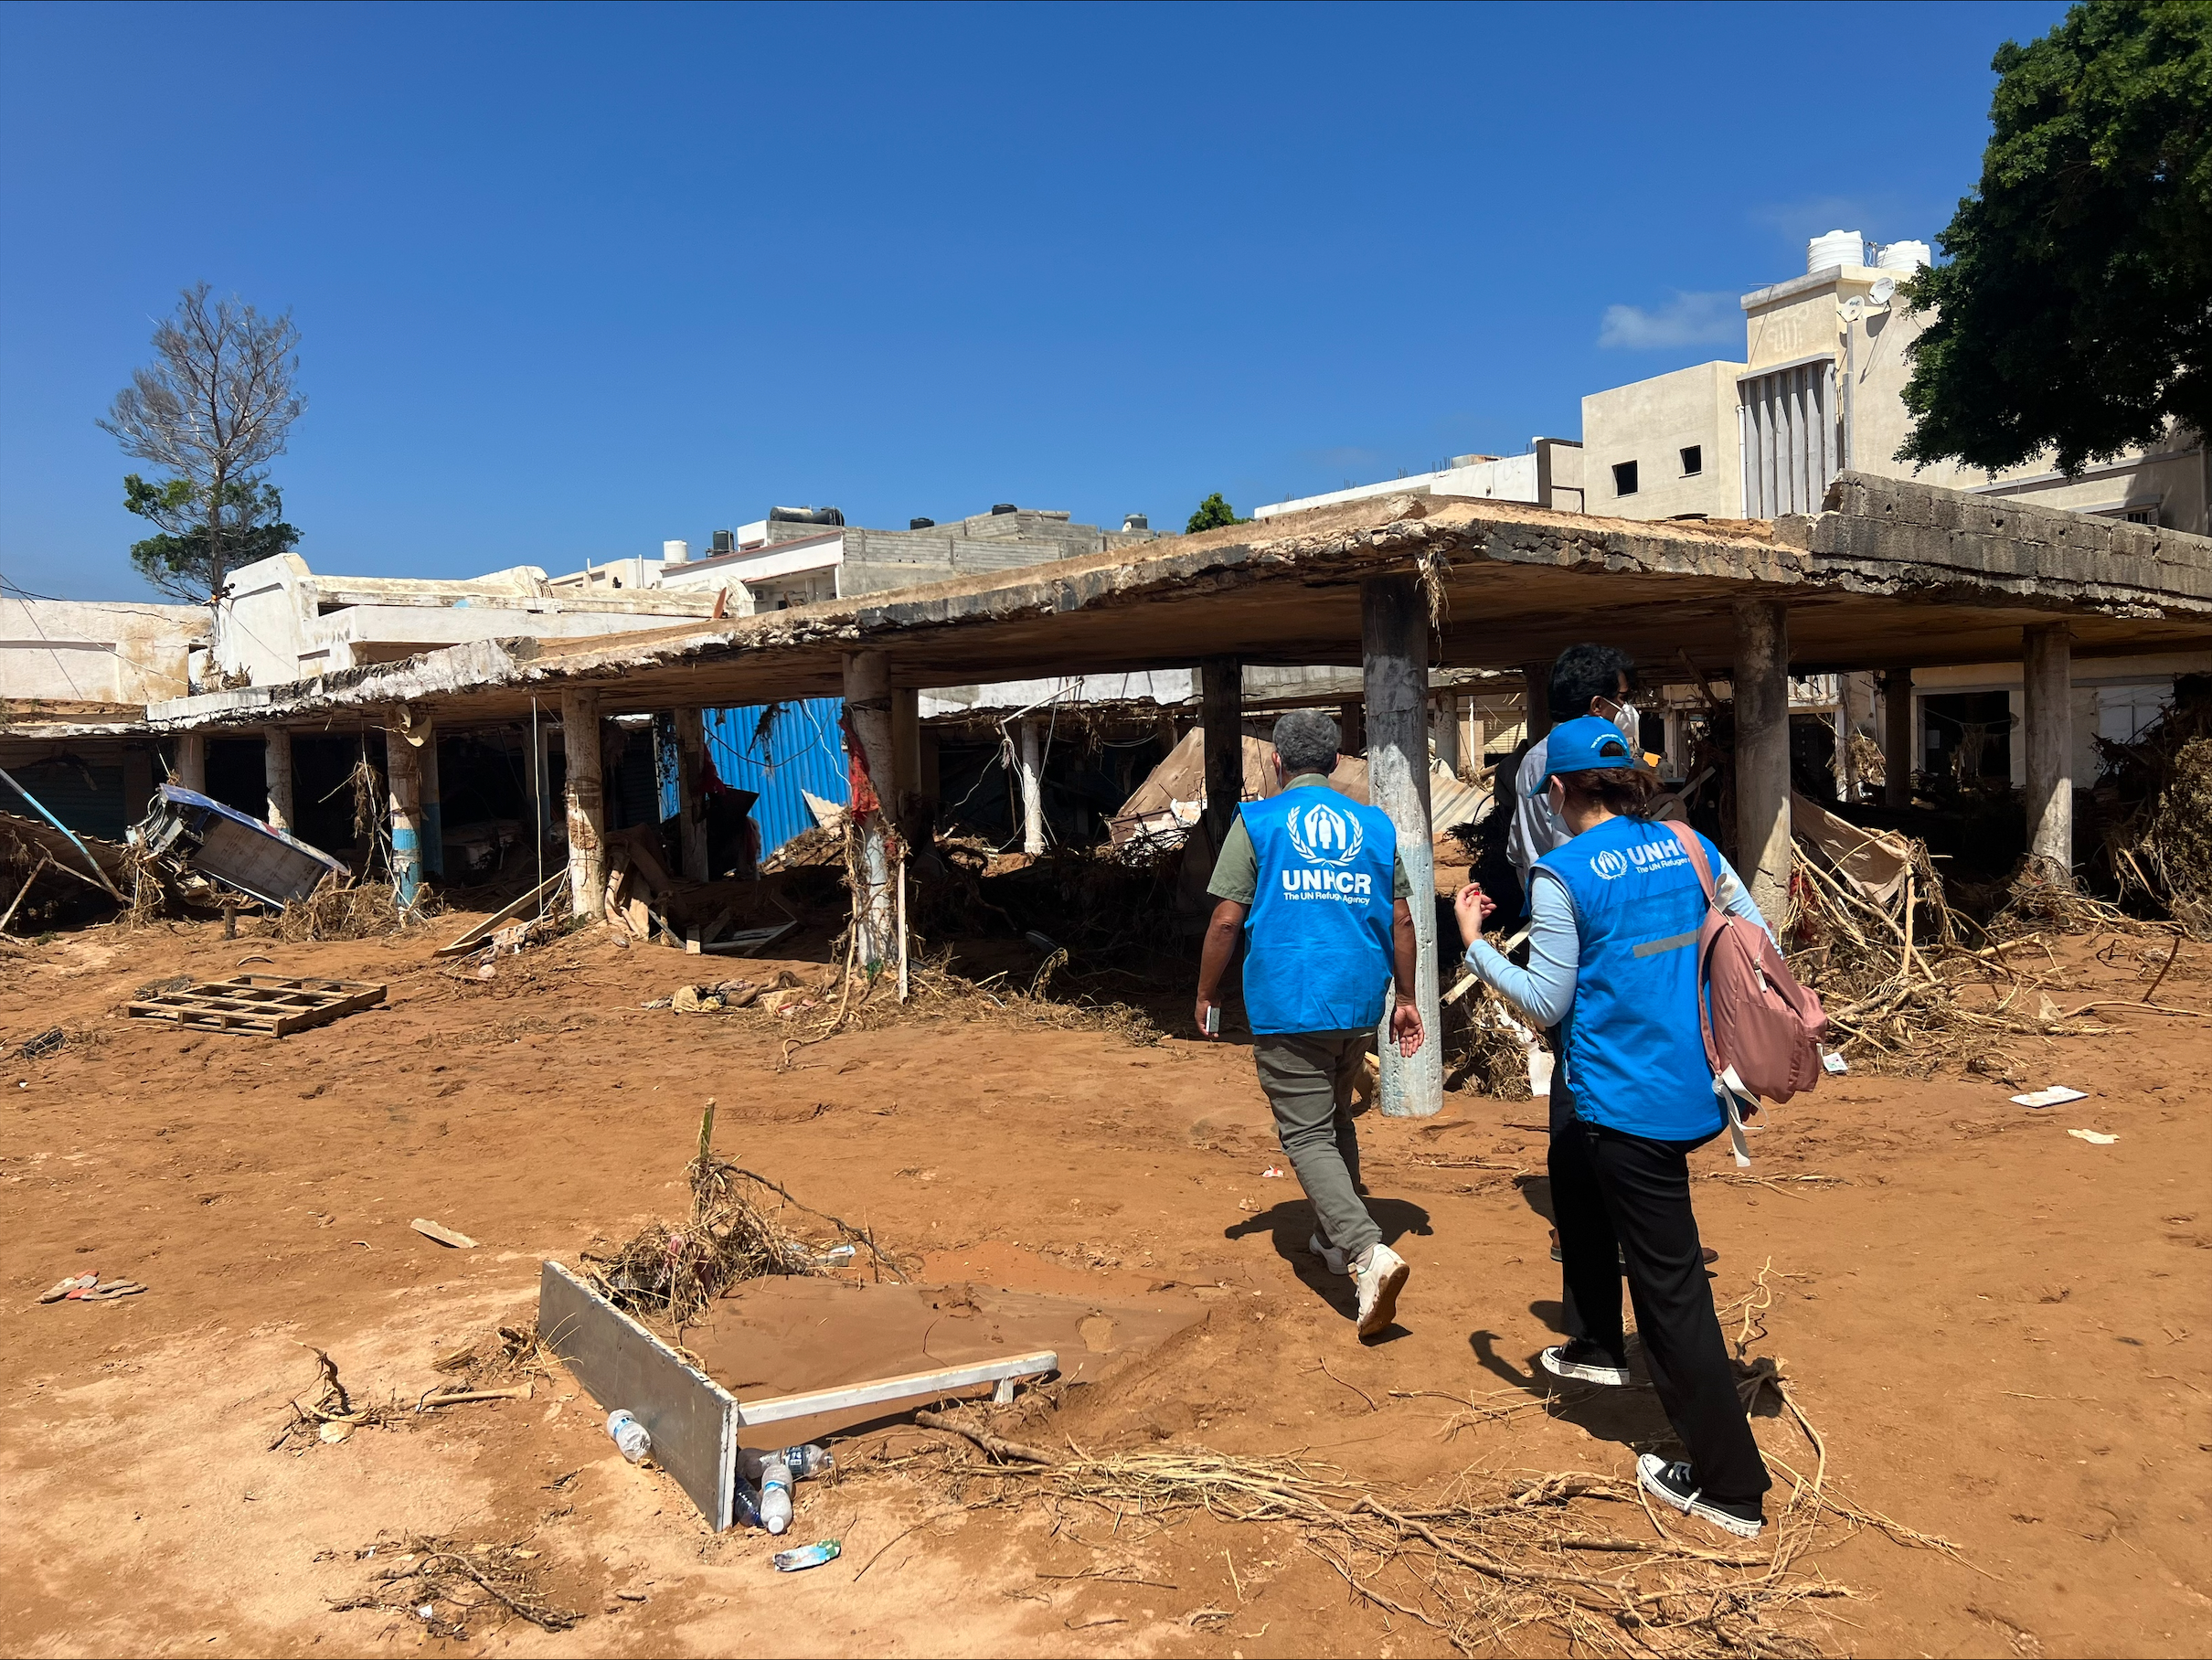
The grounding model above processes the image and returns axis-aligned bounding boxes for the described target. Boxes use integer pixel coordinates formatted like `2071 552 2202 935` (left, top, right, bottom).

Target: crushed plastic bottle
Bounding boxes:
739 1443 833 1484
758 1455 794 1535
605 1410 652 1464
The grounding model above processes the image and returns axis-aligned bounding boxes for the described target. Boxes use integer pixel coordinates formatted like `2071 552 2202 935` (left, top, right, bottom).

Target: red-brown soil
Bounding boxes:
2 910 2207 1657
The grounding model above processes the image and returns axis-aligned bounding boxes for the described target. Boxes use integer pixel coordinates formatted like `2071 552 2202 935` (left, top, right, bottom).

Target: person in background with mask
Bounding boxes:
1504 645 1645 1344
1506 644 1643 889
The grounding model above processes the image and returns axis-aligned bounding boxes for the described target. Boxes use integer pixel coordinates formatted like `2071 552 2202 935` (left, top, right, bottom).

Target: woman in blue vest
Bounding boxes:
1454 716 1772 1539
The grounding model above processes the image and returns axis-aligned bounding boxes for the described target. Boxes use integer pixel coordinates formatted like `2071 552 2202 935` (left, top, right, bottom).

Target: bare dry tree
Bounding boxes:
100 282 304 601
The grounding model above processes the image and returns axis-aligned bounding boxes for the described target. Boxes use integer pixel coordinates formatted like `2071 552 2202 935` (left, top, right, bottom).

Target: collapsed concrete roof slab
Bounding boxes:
146 471 2212 735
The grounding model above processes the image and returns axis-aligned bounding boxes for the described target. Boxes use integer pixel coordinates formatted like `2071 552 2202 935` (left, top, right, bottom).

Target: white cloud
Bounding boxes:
1597 291 1739 351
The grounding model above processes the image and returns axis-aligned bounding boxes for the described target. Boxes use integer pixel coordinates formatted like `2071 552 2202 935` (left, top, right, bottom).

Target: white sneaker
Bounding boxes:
1307 1231 1349 1275
1351 1242 1409 1338
1540 1340 1631 1388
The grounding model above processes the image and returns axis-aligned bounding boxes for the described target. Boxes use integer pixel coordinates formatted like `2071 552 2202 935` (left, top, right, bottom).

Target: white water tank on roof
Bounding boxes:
664 538 690 565
1807 229 1866 273
1876 239 1931 272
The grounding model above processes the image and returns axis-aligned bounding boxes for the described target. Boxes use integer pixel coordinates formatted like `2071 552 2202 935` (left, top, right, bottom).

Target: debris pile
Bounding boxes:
582 1101 905 1330
2094 673 2212 933
329 1535 580 1638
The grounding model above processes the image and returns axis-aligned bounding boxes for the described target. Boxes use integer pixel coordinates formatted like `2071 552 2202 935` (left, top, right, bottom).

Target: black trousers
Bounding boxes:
1548 1072 1586 1339
1550 1117 1770 1506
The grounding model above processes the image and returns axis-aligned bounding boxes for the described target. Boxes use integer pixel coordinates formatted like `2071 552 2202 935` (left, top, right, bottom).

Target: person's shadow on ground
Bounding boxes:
1224 1197 1431 1342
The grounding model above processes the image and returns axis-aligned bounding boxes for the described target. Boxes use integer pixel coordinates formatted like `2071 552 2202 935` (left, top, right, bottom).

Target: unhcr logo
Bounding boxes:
1287 800 1363 866
1590 840 1688 880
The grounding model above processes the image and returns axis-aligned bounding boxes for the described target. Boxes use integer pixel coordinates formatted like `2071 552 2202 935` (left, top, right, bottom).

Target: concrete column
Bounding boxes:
1458 703 1484 774
1363 575 1441 1119
416 723 443 878
674 707 708 881
122 745 154 825
890 687 926 851
262 729 295 832
1523 663 1552 743
560 689 606 920
525 707 556 864
174 732 207 793
1882 669 1915 809
1732 599 1792 925
1661 708 1683 773
1017 718 1046 855
843 651 898 971
1430 695 1459 773
2023 624 2074 879
1200 656 1243 855
386 723 423 909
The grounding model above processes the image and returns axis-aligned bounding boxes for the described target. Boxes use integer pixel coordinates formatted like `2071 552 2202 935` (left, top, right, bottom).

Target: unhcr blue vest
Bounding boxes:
1239 787 1398 1035
1539 814 1725 1143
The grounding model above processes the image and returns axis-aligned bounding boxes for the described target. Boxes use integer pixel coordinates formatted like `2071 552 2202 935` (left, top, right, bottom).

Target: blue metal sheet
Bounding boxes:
702 699 848 856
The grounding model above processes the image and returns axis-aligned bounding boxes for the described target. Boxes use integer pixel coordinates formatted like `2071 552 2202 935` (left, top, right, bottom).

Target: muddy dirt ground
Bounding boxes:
2 901 2207 1658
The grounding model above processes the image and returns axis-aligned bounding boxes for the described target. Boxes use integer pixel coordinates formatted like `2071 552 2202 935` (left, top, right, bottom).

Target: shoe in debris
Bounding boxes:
1540 1339 1630 1388
1352 1243 1409 1339
1635 1453 1764 1538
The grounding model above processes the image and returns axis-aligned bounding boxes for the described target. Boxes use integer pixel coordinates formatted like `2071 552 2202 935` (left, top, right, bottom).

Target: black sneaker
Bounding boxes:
1539 1338 1630 1388
1635 1454 1764 1538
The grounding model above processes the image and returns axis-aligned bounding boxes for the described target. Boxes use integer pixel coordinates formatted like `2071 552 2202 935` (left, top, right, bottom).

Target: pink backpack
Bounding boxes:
1663 822 1830 1112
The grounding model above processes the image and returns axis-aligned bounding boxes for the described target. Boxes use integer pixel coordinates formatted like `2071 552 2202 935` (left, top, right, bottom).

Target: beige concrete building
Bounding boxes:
1581 361 1745 519
1588 229 2208 533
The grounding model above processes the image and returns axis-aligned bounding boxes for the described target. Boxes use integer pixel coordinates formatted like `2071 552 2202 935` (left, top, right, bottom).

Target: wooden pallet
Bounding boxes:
127 974 388 1038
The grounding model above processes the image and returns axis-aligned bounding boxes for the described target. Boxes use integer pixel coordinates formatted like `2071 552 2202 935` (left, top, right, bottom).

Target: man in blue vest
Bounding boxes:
1195 709 1424 1340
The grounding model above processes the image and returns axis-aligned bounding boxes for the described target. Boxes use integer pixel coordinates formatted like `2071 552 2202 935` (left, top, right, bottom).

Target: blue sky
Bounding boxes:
0 0 2071 601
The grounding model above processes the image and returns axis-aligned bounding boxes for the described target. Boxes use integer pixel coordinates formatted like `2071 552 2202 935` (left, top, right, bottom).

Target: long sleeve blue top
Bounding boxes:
1466 846 1772 1027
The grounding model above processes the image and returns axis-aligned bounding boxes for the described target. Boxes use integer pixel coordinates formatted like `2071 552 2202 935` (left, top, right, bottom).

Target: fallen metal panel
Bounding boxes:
736 1349 1059 1428
537 1261 736 1531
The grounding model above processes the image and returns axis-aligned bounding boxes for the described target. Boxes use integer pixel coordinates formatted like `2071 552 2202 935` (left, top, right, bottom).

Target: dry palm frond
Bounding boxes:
582 1101 908 1330
275 873 424 941
888 1426 1877 1658
329 1533 579 1637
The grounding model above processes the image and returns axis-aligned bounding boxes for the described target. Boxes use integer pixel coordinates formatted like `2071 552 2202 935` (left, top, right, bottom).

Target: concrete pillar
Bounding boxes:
843 651 898 971
174 731 207 793
890 687 926 851
2023 624 2074 879
417 723 443 878
1458 703 1484 774
1882 669 1914 809
1732 599 1792 924
1017 718 1046 856
1523 663 1553 743
560 689 606 920
1200 656 1243 854
1430 695 1459 773
387 723 423 910
525 706 556 864
122 745 154 825
675 707 708 881
262 729 295 832
1363 575 1441 1119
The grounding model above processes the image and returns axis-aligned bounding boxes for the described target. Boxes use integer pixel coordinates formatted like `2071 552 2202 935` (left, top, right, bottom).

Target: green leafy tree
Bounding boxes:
100 282 305 599
122 474 299 592
1898 1 2212 475
1186 492 1248 534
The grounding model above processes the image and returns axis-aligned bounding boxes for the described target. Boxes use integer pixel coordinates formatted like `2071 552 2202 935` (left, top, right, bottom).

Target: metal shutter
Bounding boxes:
1739 358 1840 517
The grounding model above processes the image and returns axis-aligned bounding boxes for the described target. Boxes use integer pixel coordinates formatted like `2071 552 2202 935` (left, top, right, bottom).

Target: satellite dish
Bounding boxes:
1868 276 1898 305
1839 300 1866 324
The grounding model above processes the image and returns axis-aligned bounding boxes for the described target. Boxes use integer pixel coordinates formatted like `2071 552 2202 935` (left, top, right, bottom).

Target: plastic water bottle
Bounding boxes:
740 1444 833 1483
758 1454 794 1535
605 1410 651 1464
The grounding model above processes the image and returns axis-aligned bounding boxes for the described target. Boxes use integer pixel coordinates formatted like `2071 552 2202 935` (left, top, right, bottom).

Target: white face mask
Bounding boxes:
1599 698 1640 750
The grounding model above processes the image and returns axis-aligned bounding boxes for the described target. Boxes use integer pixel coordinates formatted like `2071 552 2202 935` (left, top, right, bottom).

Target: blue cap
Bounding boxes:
1542 715 1636 778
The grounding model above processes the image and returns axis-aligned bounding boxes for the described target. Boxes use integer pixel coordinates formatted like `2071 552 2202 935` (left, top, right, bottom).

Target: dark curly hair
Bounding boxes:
1548 644 1636 720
